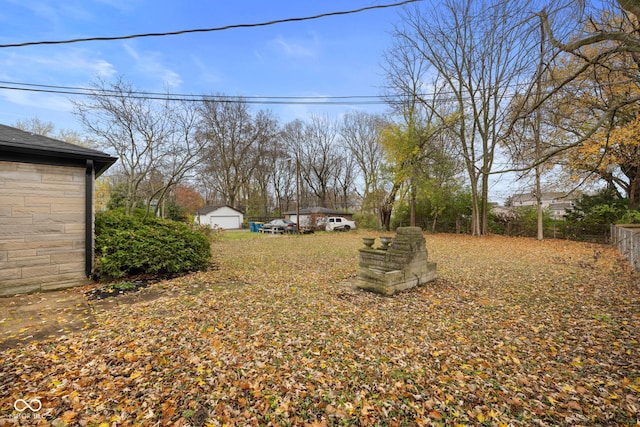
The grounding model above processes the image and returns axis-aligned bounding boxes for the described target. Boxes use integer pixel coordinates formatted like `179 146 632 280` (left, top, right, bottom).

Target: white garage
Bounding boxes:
194 205 244 230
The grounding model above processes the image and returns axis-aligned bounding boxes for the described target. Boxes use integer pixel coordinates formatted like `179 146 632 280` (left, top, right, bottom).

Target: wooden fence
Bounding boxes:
611 224 640 272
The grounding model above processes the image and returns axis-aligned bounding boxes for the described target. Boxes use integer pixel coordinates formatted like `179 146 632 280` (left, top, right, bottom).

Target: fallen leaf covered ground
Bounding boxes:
1 232 639 426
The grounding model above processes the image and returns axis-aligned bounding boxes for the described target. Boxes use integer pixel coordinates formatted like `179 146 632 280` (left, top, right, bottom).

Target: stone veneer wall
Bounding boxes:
0 161 90 296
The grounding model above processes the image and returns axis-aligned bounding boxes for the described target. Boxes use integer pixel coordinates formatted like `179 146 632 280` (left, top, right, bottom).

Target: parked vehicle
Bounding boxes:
323 216 356 231
260 219 298 233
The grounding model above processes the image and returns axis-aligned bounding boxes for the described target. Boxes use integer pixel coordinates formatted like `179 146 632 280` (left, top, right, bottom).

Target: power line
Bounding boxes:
0 0 421 49
0 80 384 101
1 74 635 107
0 82 392 105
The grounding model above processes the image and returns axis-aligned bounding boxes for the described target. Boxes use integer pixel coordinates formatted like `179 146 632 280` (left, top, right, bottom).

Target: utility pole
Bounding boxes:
295 153 300 233
288 155 300 233
534 15 546 241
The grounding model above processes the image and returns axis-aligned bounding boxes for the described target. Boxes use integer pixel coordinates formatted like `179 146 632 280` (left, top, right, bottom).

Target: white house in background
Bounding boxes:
510 191 577 220
194 205 244 229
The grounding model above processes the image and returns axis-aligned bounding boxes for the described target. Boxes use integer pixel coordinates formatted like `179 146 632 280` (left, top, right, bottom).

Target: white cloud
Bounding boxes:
62 6 94 21
123 44 183 88
6 0 62 26
190 56 223 86
94 0 139 13
4 0 137 29
48 52 116 78
0 48 116 81
266 34 320 59
0 86 73 112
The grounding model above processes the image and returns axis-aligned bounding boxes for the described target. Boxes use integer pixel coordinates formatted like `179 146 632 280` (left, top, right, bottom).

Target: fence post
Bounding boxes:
612 224 640 273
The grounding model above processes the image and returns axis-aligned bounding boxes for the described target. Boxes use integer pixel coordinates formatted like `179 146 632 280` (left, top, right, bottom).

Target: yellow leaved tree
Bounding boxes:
546 7 640 207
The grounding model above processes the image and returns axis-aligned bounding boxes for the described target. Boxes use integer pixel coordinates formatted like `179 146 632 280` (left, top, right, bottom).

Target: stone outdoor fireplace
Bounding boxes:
357 227 437 296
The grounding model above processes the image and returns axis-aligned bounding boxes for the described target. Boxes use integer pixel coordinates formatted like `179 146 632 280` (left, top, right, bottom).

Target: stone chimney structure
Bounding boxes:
357 227 437 296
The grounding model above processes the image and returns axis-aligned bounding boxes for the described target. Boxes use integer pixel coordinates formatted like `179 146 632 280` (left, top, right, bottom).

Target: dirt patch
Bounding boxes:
0 280 166 351
88 283 166 312
0 269 237 352
85 278 154 301
0 287 96 351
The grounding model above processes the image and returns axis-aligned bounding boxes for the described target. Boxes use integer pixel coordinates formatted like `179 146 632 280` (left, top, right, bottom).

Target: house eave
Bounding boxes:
0 145 117 177
0 124 118 177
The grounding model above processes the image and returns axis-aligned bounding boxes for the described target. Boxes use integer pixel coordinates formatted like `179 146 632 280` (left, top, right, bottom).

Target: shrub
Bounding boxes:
489 206 553 237
565 188 628 223
617 210 640 224
94 209 211 279
352 212 379 230
191 223 225 242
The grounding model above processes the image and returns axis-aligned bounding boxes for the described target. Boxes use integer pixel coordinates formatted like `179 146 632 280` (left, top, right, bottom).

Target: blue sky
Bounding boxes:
0 0 403 131
0 0 526 202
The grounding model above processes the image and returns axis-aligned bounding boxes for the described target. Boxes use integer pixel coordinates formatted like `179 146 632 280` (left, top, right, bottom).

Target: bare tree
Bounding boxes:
501 17 557 240
199 96 279 210
249 150 277 216
268 154 295 214
14 117 92 147
332 150 358 210
388 0 539 235
14 117 55 136
542 0 640 65
298 115 342 208
149 100 206 216
73 78 206 217
340 112 388 215
279 120 306 212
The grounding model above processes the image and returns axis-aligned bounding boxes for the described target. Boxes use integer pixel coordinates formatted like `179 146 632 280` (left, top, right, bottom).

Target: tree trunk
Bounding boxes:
535 17 545 241
469 178 481 236
379 183 400 231
481 172 490 236
410 180 417 227
628 166 640 210
536 167 544 240
379 205 393 231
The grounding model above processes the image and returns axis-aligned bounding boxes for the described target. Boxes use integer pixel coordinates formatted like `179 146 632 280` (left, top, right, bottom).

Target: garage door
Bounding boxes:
209 215 240 229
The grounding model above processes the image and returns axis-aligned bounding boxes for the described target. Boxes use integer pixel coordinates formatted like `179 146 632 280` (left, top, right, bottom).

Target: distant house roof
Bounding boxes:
511 191 573 204
0 124 117 176
284 207 352 215
195 205 244 215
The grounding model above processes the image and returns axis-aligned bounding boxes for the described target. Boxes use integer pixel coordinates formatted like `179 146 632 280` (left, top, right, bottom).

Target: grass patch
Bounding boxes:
107 281 138 291
219 230 268 241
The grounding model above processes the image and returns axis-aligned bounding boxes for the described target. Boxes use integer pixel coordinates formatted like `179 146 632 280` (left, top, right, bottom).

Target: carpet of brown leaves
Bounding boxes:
1 233 639 426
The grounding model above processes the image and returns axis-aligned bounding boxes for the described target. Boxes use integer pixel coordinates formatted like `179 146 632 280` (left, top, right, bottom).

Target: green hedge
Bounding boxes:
94 210 211 279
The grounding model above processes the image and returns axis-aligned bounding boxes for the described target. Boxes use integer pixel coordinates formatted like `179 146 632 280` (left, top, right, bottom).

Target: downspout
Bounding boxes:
85 160 94 277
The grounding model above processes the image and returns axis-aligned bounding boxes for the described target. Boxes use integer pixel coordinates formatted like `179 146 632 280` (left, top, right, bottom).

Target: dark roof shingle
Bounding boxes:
0 123 117 176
